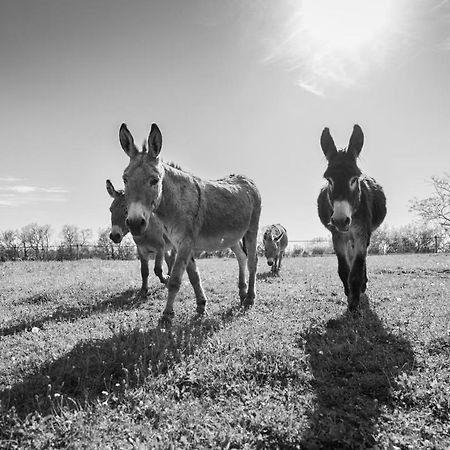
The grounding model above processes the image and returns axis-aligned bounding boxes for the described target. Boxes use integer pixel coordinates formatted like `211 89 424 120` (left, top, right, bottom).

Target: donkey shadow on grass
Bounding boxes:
299 295 415 448
0 286 166 337
0 302 243 419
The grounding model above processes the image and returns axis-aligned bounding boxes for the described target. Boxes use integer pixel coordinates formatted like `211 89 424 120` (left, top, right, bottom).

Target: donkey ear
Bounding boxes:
348 124 364 158
320 127 337 160
147 123 162 159
119 123 138 158
106 179 118 198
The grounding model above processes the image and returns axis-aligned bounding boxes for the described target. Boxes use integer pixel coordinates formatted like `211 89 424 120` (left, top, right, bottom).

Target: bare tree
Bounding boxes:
410 174 450 236
0 229 19 260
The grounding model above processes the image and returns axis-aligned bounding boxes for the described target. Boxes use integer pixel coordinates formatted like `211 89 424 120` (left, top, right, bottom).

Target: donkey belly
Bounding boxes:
194 230 244 252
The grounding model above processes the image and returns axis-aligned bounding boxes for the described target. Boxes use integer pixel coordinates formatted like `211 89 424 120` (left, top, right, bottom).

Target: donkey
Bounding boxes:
106 179 175 297
263 224 288 274
118 123 261 326
317 124 386 311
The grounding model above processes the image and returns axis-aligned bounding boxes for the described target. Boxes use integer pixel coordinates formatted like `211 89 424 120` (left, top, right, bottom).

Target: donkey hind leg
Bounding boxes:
154 248 169 284
165 247 176 277
160 245 192 326
186 256 208 316
336 253 350 297
242 229 258 307
138 253 150 298
348 253 366 311
230 243 248 302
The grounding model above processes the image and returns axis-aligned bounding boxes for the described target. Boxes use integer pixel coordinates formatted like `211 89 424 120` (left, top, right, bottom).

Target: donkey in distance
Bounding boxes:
263 224 288 274
106 179 175 296
119 123 261 326
317 124 386 311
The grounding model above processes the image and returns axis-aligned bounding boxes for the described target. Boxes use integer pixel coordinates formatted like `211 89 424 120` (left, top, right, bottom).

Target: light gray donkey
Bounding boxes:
118 123 262 326
263 224 288 274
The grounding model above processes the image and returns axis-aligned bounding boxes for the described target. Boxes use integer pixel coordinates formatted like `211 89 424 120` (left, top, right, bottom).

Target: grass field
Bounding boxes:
0 254 449 449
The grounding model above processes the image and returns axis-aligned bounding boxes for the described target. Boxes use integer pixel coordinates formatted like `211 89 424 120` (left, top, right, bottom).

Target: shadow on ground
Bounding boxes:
0 302 243 418
256 271 280 281
0 286 166 337
299 295 415 448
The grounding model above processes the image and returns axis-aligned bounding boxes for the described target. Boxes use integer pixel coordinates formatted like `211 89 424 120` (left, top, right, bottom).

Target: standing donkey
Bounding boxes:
263 224 288 274
118 123 261 326
317 125 386 311
106 179 175 297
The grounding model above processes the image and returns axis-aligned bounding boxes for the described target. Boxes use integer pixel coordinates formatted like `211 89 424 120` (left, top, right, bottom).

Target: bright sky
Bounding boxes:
1 0 450 242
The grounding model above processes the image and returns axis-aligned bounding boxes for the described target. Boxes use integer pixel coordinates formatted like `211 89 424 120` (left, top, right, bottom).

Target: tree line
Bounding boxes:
1 174 448 261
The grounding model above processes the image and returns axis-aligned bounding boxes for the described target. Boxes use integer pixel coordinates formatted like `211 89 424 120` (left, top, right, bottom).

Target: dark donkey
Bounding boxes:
106 179 175 296
119 123 261 326
317 124 386 311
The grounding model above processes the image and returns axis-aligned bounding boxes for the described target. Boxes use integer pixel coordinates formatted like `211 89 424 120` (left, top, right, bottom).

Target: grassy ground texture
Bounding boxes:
0 254 449 449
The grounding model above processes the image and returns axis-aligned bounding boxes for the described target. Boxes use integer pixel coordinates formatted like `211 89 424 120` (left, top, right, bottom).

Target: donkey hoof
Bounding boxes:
160 276 170 285
136 289 148 300
241 297 254 308
158 314 173 329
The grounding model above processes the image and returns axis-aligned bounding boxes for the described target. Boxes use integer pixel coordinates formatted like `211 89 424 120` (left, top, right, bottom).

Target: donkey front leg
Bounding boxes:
186 256 208 316
336 253 350 297
160 245 192 326
348 253 366 311
138 254 150 298
277 251 284 273
153 248 169 284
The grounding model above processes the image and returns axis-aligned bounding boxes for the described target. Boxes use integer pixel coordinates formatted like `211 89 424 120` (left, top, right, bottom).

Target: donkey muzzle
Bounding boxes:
109 232 122 244
330 216 351 232
126 217 147 236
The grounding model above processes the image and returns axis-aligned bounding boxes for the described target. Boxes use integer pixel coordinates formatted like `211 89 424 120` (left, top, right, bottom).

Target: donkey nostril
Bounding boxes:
344 217 351 226
330 217 336 226
140 218 146 226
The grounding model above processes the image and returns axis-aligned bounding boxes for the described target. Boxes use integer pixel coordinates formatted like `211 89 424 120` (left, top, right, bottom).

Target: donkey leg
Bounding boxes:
230 243 248 302
154 248 169 284
277 251 284 273
348 254 366 311
185 256 208 316
138 254 149 298
160 246 191 326
272 257 278 274
336 253 350 297
361 260 368 293
242 231 258 307
164 248 175 277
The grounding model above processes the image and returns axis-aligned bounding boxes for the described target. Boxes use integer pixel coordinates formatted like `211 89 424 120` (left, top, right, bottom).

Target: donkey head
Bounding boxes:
263 230 283 266
106 179 129 243
119 123 163 237
320 124 364 232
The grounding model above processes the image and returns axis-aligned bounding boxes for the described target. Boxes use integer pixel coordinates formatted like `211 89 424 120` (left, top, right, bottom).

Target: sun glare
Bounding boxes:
300 0 394 53
267 0 401 95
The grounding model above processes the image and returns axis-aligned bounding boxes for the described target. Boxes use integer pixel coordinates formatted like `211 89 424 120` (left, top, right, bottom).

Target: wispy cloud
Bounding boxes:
0 177 69 207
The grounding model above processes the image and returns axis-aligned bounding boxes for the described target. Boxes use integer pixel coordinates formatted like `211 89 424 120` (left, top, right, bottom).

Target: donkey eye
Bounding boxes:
327 178 334 189
123 177 128 185
350 177 359 186
149 177 159 186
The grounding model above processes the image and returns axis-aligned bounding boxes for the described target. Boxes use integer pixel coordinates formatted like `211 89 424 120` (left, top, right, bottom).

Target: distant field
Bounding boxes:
1 254 449 449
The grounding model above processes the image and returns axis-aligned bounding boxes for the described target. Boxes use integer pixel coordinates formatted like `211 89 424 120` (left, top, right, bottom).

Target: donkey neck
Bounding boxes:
153 163 202 228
